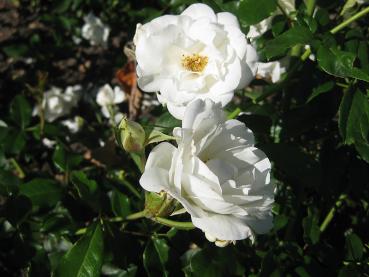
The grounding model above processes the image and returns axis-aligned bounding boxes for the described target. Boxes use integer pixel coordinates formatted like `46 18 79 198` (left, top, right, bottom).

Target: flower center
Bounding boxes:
181 53 208 73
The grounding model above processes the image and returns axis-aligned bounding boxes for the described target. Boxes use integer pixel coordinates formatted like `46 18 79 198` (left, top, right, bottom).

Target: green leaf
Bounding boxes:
340 0 357 16
71 171 99 205
0 169 20 196
273 214 288 231
3 44 29 58
145 129 175 145
339 89 369 163
317 47 369 82
238 0 277 25
263 26 313 59
53 0 73 13
345 233 363 261
302 208 320 244
10 95 32 129
19 178 63 207
185 247 244 277
56 222 104 277
143 238 169 277
155 112 181 131
307 81 335 103
111 190 131 218
53 144 83 172
2 128 27 154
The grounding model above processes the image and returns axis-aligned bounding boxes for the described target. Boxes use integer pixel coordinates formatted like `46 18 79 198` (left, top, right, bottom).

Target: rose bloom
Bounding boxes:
134 3 257 119
140 99 274 242
38 85 80 122
82 13 110 47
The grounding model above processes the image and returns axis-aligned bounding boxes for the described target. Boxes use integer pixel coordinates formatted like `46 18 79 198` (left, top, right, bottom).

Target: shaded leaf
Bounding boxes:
238 0 277 25
345 233 363 261
10 95 32 129
53 144 83 172
111 190 131 218
317 47 369 82
20 178 62 207
263 26 313 59
56 222 104 277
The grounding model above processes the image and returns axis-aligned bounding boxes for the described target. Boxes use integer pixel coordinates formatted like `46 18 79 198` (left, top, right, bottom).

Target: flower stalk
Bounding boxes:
319 194 347 233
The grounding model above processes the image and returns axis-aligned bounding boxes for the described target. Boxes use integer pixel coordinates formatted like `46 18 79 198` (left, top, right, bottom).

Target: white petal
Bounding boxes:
217 12 240 28
166 101 186 120
181 3 217 22
139 167 169 193
182 99 226 136
199 119 255 161
113 86 126 104
191 214 254 240
225 26 247 60
145 142 177 170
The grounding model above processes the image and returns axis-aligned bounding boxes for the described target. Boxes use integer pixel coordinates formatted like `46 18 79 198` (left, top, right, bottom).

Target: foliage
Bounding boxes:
0 0 369 276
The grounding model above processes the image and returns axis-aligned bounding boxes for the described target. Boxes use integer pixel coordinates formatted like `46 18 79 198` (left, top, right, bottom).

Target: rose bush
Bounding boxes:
134 3 257 119
140 99 274 241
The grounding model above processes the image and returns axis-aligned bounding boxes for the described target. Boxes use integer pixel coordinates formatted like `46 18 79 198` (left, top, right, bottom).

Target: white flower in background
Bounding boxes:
247 0 295 39
42 138 56 149
41 85 81 122
82 13 110 47
61 116 83 133
357 0 368 4
96 84 126 119
256 58 289 83
134 3 258 119
141 93 160 111
140 99 274 242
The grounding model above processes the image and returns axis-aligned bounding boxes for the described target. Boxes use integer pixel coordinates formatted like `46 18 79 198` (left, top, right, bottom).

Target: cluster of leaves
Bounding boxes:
0 0 368 276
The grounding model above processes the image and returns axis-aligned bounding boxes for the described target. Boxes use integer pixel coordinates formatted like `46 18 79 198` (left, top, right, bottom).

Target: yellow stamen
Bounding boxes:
181 53 208 73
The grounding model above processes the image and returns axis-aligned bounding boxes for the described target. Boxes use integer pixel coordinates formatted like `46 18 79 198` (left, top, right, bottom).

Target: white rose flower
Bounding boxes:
41 85 80 122
134 3 258 119
96 84 126 119
140 99 274 242
82 13 110 47
247 0 295 39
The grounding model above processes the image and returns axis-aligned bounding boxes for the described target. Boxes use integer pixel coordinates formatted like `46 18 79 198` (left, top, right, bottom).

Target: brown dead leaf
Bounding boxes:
116 60 143 120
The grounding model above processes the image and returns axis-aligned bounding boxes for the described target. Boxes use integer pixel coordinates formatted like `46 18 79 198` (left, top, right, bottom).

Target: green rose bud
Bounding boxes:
144 191 177 218
116 117 145 153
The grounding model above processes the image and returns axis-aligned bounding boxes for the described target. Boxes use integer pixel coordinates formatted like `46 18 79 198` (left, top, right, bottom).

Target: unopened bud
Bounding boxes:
144 191 177 218
116 117 145 153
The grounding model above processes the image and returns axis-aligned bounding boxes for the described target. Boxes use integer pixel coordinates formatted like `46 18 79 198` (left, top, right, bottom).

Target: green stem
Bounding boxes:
126 210 147 220
121 179 142 199
300 6 369 62
330 6 369 34
319 194 347 233
10 158 25 179
306 0 316 16
227 107 241 119
153 217 195 230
